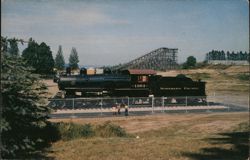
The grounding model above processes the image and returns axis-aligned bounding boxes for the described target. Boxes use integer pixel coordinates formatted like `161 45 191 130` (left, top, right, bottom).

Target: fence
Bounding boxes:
48 95 249 118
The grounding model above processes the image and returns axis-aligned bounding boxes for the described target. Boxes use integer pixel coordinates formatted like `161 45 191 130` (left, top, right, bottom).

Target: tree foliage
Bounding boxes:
1 37 20 56
206 50 249 61
182 56 197 69
22 38 54 74
69 47 79 69
8 39 19 56
54 45 65 71
1 37 51 159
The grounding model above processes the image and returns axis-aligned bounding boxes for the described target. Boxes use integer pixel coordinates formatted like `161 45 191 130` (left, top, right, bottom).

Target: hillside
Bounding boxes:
157 65 249 96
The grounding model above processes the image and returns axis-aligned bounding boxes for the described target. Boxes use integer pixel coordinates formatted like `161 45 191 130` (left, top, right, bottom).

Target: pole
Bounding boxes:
152 97 154 114
127 97 130 107
207 95 210 112
127 97 130 114
101 98 103 116
248 96 249 113
71 98 75 118
162 97 164 113
185 96 187 113
226 96 230 112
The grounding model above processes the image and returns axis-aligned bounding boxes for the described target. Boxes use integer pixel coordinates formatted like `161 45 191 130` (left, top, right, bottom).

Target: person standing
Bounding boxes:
117 104 121 115
112 105 117 116
124 104 128 116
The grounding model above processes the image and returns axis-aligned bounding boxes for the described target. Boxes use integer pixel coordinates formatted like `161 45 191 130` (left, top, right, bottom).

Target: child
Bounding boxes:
112 105 117 115
117 104 121 115
124 105 128 116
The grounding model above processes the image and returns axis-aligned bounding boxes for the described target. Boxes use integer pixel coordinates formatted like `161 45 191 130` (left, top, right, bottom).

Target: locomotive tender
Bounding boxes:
56 68 206 98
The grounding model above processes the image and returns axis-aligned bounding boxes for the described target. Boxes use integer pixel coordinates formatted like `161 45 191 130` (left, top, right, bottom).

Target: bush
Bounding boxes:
196 62 208 68
95 121 127 137
237 74 250 81
52 121 128 141
56 122 94 140
182 56 197 69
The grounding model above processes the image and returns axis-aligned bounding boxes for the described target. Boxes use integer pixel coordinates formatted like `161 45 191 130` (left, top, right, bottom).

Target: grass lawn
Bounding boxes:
47 112 249 160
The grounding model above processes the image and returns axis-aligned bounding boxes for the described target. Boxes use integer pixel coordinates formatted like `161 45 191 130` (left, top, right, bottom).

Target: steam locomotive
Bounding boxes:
55 68 206 99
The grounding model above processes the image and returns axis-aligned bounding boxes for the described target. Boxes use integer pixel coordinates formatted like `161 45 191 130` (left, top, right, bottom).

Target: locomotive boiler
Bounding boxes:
56 68 206 98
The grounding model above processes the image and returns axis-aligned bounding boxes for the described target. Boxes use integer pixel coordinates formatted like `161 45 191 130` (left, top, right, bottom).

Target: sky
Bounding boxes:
1 0 249 65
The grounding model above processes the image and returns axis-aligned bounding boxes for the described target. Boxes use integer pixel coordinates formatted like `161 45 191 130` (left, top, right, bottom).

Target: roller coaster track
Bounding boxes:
113 47 178 71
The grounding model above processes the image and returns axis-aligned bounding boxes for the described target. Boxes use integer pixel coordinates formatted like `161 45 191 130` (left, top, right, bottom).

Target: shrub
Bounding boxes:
95 121 127 137
56 122 94 140
196 62 208 68
182 56 197 69
49 121 128 141
237 74 250 81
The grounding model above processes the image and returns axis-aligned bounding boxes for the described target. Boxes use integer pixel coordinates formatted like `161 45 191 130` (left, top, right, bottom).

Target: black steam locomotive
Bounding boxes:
56 68 206 98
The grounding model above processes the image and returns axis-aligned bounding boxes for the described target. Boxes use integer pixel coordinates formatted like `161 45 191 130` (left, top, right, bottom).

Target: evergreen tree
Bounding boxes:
69 47 79 69
22 39 54 74
221 50 226 60
211 50 215 60
243 51 248 61
239 51 243 60
1 37 8 54
37 42 55 73
231 51 235 60
8 39 19 56
54 45 65 71
1 37 51 158
226 51 230 60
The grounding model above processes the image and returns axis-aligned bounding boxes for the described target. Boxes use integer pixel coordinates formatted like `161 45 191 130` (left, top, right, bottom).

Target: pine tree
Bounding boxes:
22 39 54 74
1 37 51 158
54 45 65 71
69 47 79 70
8 38 19 56
1 36 8 54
